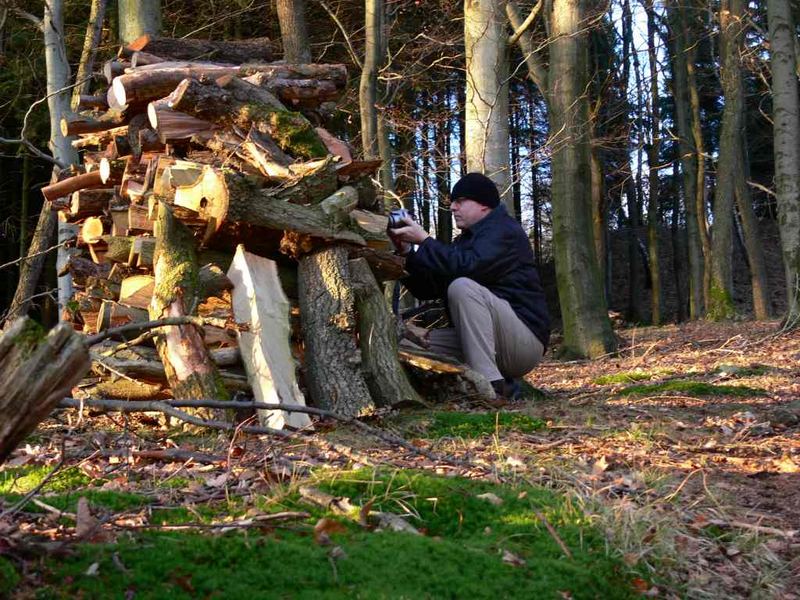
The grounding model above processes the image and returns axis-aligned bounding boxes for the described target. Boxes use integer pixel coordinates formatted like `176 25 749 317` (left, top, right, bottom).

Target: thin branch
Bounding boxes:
0 239 67 272
10 7 42 30
318 0 362 70
508 0 542 46
84 316 209 346
1 440 66 517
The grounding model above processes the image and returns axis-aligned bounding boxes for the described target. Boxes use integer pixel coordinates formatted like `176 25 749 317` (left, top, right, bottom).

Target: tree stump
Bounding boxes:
0 318 91 464
349 258 421 407
298 245 374 417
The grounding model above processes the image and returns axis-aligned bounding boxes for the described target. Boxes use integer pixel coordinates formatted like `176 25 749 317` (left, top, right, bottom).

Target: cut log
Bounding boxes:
103 59 128 83
130 50 166 67
100 158 127 185
243 72 342 108
167 77 327 159
348 247 407 282
128 236 156 268
110 63 240 108
73 94 109 111
349 258 422 407
96 299 148 333
227 246 311 429
60 111 127 137
123 34 275 63
0 318 90 464
196 128 293 179
58 254 111 286
217 76 286 111
81 216 106 244
147 105 214 142
198 264 233 299
99 235 134 263
110 206 129 236
70 188 114 219
120 275 155 309
297 245 374 417
41 170 104 202
149 201 229 411
71 125 128 149
398 347 495 404
127 204 153 233
240 63 347 85
349 209 392 250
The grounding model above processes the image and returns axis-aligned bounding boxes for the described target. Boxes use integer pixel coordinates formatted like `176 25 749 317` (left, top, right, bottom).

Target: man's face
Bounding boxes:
451 197 491 230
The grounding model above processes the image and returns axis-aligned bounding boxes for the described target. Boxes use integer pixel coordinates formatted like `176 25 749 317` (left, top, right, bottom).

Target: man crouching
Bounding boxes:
388 172 550 401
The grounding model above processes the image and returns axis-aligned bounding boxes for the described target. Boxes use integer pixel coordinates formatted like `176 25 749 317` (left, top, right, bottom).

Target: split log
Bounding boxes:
167 77 327 159
228 246 311 429
99 235 134 263
71 125 128 149
81 216 106 244
0 318 90 464
96 299 148 332
102 59 128 83
120 275 155 309
58 254 111 286
109 63 240 109
315 127 352 165
41 170 103 202
127 204 153 233
398 348 495 404
110 206 129 236
149 201 229 411
349 258 422 407
70 189 114 219
128 237 156 268
123 34 274 63
349 209 392 250
196 128 293 179
297 245 374 417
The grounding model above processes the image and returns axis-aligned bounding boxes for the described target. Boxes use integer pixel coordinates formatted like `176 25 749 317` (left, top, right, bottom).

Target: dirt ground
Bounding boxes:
1 319 798 598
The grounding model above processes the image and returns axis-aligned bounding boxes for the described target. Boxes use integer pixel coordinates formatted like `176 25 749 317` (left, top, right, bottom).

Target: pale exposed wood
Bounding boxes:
130 50 166 67
74 94 109 111
227 246 311 429
119 274 155 309
100 158 127 185
110 206 129 236
96 299 148 332
110 63 240 108
315 127 352 164
0 318 91 464
60 111 127 137
128 236 156 268
398 348 494 403
81 216 105 244
71 125 128 149
127 204 153 233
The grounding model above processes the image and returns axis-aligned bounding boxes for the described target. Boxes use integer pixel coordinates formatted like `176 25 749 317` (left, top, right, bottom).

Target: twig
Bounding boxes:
114 511 311 532
84 316 209 346
533 509 573 558
1 447 66 517
0 240 68 272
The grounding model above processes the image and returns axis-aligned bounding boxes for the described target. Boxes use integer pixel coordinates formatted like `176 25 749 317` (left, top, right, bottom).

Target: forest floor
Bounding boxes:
0 320 798 598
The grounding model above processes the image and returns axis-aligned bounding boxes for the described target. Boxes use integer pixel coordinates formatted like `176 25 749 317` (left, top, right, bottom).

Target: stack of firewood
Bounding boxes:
45 34 494 429
46 34 458 428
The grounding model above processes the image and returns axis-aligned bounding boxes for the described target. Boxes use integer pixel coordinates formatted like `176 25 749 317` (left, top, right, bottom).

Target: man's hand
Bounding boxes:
388 215 430 248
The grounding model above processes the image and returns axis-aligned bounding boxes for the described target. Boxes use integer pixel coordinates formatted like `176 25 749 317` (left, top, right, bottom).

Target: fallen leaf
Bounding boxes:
592 456 609 475
76 497 98 540
359 498 375 528
775 456 799 473
476 492 503 506
85 562 100 577
501 548 526 567
328 545 347 560
631 578 650 593
314 518 347 545
204 472 229 488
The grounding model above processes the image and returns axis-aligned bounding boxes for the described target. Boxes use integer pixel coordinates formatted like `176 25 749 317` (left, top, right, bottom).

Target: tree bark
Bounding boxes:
767 0 800 324
646 0 662 325
123 34 274 63
360 0 382 159
71 0 107 107
118 0 161 45
276 0 312 63
464 0 511 208
297 246 374 417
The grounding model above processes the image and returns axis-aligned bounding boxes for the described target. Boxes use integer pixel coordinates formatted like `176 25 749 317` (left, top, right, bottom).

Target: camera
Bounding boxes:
387 208 411 229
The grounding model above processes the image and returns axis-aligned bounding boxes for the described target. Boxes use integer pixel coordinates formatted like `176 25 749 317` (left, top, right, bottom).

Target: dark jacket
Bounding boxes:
403 205 550 349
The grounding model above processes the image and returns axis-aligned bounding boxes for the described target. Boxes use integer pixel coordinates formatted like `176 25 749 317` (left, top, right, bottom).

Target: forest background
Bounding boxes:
0 0 797 359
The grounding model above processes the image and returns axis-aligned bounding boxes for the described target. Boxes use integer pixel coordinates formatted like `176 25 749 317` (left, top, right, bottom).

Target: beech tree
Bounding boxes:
276 0 312 63
118 0 161 45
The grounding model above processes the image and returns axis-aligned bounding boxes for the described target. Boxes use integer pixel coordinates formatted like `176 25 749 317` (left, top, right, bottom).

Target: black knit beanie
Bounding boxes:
450 173 500 209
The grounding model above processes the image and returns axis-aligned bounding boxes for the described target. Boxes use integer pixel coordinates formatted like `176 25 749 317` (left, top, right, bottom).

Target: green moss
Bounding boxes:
712 364 769 377
0 465 92 495
423 411 545 439
38 471 636 599
594 368 673 385
242 104 327 159
618 380 766 397
706 283 735 321
0 556 20 595
9 318 45 359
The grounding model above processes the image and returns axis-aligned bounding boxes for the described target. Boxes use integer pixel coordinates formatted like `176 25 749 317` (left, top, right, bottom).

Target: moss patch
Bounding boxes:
618 380 766 398
34 471 636 599
242 104 327 159
0 465 93 495
423 411 545 439
594 368 673 385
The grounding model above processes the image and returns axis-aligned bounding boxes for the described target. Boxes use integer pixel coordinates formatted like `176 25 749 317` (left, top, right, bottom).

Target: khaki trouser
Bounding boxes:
412 277 544 382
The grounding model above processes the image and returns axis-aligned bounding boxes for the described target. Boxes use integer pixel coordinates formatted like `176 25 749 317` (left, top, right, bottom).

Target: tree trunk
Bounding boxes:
118 0 161 45
71 0 107 107
464 0 511 209
297 245 374 417
276 0 312 63
149 202 229 415
360 0 382 159
122 35 274 63
667 1 704 318
546 0 615 358
767 0 800 324
0 318 90 464
646 0 662 325
349 257 422 407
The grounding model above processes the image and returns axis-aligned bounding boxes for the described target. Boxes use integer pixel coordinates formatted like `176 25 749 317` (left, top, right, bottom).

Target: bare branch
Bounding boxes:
318 0 362 69
0 239 67 272
507 0 542 46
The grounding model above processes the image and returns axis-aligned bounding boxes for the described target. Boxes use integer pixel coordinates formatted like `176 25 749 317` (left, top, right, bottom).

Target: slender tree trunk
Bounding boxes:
118 0 161 45
646 0 662 325
510 102 522 222
19 152 30 258
71 0 106 107
708 0 741 320
276 0 312 63
671 159 688 321
464 0 511 208
435 92 453 242
360 0 381 159
547 0 615 357
767 0 800 324
667 1 704 318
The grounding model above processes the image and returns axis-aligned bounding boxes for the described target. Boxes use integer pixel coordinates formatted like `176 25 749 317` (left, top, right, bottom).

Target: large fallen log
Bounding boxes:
227 246 311 430
149 202 230 414
349 258 421 407
0 318 90 464
123 34 275 63
298 245 374 417
41 170 104 202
